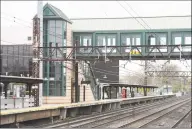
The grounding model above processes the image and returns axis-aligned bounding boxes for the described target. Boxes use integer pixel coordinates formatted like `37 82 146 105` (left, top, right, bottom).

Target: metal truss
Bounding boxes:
146 71 191 77
32 17 40 106
36 44 191 61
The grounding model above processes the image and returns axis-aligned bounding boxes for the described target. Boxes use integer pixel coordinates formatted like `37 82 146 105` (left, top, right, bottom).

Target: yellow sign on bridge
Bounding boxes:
130 50 141 55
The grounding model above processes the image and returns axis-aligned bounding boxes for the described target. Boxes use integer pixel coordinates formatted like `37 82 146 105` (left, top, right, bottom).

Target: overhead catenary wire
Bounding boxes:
2 10 190 74
116 1 182 68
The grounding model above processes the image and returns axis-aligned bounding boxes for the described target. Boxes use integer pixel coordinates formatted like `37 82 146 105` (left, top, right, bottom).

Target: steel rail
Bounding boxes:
118 99 191 128
70 97 188 128
41 96 179 128
135 102 191 128
171 110 191 128
49 98 174 128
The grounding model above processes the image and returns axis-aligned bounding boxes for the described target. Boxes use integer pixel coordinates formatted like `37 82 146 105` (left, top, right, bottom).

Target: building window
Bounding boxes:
74 34 92 53
183 36 191 52
121 33 141 54
97 34 116 53
146 33 167 53
172 32 182 52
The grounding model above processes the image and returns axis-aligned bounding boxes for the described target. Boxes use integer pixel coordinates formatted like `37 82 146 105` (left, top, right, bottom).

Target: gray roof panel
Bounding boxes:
71 15 191 31
49 4 72 23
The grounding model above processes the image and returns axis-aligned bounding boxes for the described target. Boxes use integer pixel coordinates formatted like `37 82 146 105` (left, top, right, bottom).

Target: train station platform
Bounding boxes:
0 95 175 126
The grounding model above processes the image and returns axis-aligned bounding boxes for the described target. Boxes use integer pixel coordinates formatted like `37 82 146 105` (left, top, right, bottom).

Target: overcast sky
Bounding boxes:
1 1 191 44
1 1 191 73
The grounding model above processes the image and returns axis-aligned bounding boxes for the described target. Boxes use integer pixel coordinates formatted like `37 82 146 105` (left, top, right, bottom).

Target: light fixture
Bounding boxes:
103 75 107 79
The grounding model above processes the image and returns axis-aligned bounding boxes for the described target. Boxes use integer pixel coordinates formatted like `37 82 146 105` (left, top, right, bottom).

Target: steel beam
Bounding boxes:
146 71 191 77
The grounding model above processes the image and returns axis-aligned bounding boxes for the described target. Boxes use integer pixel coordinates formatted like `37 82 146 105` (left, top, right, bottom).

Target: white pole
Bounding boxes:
38 0 43 106
180 43 182 61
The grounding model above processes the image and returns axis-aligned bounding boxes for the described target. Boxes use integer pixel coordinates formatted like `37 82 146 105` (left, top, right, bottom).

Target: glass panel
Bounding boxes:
97 36 105 45
148 37 156 52
108 38 111 46
175 37 182 45
125 38 131 53
80 35 92 53
185 37 191 44
83 38 87 46
107 36 116 53
49 81 55 96
136 38 140 45
159 37 167 52
160 37 166 45
126 38 131 45
48 20 55 43
150 38 156 45
174 37 182 52
103 38 106 46
183 36 191 52
112 38 115 46
132 38 135 45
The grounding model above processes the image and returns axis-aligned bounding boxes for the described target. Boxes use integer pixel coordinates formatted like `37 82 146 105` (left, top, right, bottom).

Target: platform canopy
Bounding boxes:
0 75 44 84
103 83 158 89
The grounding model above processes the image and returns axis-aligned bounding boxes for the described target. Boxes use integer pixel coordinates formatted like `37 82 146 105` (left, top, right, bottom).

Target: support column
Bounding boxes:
83 85 85 102
3 83 9 99
144 88 147 96
109 86 112 99
102 86 105 100
75 62 79 103
116 87 118 99
144 60 148 85
28 84 32 98
97 85 100 100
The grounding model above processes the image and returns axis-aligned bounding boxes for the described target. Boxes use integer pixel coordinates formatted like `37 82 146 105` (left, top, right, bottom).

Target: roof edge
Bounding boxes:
70 15 191 20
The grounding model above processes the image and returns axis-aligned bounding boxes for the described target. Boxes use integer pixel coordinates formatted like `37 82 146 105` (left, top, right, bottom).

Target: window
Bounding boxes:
49 61 55 78
136 38 140 45
78 35 92 53
126 38 131 45
97 35 116 53
183 36 191 52
150 37 156 45
160 37 166 45
159 37 167 52
175 37 182 45
185 36 191 44
121 34 141 54
174 37 182 52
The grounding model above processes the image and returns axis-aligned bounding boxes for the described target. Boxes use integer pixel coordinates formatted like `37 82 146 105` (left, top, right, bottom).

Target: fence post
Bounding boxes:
22 97 24 108
13 97 16 108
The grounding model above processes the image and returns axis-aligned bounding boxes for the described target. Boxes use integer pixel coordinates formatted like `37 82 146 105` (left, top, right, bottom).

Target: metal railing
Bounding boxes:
1 96 34 110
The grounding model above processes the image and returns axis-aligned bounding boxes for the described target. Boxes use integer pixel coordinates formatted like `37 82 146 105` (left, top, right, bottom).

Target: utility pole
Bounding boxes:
75 62 79 102
144 60 148 85
37 0 43 106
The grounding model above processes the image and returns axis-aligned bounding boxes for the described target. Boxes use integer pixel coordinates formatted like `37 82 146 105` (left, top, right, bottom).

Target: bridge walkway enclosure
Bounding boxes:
0 95 174 126
40 15 192 61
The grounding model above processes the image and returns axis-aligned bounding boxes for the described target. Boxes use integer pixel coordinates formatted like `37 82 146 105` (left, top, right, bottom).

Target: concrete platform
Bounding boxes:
0 95 175 126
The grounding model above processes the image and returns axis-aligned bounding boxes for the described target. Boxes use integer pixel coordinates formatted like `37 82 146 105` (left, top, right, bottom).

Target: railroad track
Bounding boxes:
172 110 191 128
120 100 191 128
45 99 172 128
40 96 188 128
93 98 191 128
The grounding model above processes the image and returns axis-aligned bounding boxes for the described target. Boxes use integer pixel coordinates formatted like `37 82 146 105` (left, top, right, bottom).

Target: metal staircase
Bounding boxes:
79 61 98 100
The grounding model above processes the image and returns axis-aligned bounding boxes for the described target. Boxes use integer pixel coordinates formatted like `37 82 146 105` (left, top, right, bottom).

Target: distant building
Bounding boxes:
0 44 33 76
